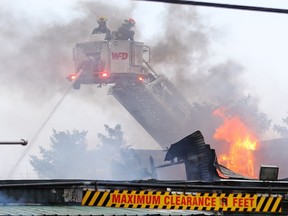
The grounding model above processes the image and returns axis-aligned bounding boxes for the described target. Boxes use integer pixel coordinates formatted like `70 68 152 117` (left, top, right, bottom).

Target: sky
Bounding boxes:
1 0 288 179
197 0 288 125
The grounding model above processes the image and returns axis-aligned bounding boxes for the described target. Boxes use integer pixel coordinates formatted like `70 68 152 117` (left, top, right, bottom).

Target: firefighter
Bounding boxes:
91 16 112 40
116 18 136 41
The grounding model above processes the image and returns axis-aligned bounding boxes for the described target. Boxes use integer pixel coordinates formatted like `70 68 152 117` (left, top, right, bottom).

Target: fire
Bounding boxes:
213 108 258 178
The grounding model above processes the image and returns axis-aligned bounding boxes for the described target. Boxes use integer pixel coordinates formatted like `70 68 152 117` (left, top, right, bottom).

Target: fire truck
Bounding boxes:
67 35 197 148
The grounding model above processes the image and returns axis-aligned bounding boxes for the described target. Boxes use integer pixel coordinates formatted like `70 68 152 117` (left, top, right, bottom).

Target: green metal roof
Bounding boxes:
0 205 213 216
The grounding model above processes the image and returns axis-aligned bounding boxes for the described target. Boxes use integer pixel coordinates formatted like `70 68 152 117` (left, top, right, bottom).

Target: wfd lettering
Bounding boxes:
112 52 128 60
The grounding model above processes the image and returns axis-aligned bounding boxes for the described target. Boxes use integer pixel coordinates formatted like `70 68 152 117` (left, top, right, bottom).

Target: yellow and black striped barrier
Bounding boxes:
82 189 282 213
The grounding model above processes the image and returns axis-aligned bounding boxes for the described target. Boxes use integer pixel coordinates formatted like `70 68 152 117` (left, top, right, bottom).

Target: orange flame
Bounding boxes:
213 108 258 178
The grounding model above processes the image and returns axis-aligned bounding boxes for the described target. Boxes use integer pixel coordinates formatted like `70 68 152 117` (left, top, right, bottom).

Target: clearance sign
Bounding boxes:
82 189 282 213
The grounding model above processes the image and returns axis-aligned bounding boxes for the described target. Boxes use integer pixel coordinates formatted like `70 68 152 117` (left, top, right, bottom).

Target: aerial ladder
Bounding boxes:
109 68 197 147
67 37 197 148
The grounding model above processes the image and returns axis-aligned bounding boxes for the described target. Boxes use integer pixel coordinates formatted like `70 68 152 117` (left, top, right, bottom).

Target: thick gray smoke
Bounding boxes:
147 4 285 177
0 2 135 102
150 5 270 138
2 1 286 179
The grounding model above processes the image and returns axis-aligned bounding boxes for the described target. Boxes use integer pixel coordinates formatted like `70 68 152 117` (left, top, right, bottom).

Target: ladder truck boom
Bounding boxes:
67 38 196 148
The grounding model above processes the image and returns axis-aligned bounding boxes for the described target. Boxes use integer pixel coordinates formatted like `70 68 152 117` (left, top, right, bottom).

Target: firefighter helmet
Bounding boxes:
97 16 107 23
124 18 136 27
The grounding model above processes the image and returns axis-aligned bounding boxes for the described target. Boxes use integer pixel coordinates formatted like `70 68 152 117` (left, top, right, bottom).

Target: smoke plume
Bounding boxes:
2 1 286 179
